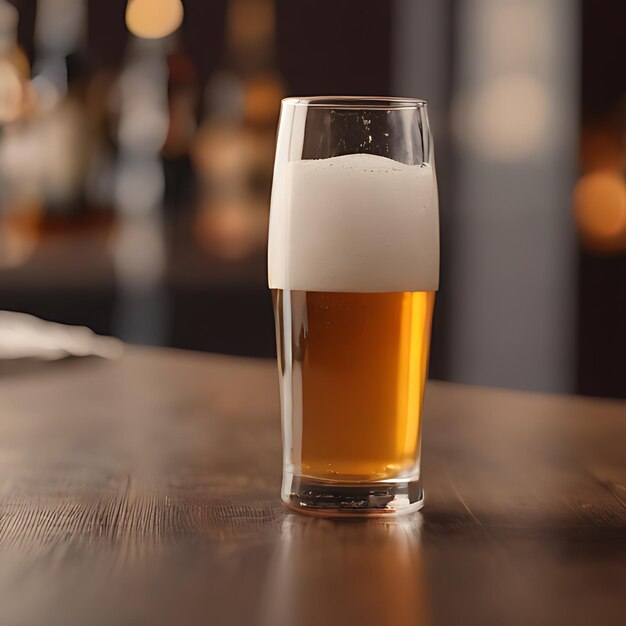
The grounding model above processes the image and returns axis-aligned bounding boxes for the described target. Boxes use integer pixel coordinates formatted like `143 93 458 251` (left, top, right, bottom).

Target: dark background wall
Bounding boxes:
1 0 624 398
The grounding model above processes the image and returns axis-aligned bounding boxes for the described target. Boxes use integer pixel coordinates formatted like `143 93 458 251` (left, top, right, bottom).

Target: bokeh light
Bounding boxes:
574 170 626 251
125 0 184 40
453 73 551 161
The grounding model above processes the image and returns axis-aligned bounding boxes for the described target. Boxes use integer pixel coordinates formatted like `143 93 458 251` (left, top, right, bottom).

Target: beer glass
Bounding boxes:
268 97 439 516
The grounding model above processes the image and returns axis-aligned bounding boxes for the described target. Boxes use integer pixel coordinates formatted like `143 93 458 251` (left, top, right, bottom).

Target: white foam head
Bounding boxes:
268 153 439 292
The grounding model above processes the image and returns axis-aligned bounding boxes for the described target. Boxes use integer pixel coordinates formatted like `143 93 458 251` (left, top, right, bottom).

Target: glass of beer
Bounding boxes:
268 97 439 516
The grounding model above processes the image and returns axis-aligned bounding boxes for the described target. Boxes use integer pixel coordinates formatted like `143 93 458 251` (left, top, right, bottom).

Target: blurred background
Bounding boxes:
0 0 624 396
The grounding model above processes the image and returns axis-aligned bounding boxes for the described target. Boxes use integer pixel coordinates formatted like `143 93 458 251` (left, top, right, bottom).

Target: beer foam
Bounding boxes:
268 153 439 292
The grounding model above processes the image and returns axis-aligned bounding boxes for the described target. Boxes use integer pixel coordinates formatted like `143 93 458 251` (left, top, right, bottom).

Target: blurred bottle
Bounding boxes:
124 1 200 242
161 41 199 242
82 66 118 221
0 0 38 267
110 35 170 345
0 0 29 124
193 0 283 259
29 0 89 221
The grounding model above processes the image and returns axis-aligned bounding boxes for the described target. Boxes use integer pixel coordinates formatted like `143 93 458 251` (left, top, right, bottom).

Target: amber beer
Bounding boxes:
268 97 438 515
274 290 434 481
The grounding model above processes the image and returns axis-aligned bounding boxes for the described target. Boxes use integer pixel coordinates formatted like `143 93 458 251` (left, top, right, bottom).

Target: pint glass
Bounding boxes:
268 97 439 516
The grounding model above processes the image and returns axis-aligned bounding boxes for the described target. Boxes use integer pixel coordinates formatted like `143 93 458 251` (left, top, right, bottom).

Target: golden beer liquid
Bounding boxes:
275 290 435 482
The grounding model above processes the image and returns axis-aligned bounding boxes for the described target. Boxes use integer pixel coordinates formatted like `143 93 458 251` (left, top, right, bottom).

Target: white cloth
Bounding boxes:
0 311 123 361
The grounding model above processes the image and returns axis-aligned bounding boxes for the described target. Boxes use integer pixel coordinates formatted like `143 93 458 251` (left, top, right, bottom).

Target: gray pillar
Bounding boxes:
394 0 578 392
392 0 449 135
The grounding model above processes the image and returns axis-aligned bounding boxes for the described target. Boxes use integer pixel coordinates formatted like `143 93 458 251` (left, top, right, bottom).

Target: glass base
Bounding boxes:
282 472 424 518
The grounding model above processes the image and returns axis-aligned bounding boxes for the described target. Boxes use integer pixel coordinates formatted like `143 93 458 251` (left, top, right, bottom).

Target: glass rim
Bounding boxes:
282 96 427 110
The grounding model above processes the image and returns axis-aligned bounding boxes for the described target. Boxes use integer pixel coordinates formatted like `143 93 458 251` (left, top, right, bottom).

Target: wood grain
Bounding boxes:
0 348 624 626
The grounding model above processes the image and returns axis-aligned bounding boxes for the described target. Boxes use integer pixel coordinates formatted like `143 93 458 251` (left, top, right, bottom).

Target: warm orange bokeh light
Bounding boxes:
574 170 626 250
125 0 183 40
244 73 283 125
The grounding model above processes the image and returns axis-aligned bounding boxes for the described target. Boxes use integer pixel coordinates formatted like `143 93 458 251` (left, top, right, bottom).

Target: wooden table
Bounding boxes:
0 348 624 626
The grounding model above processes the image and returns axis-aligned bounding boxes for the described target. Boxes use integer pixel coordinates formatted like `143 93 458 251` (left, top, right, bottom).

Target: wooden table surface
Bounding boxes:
0 348 624 626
